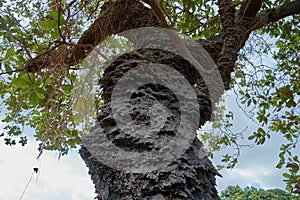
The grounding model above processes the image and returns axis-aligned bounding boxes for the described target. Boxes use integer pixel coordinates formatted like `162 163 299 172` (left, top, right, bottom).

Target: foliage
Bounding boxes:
159 0 221 39
0 0 111 155
233 17 300 194
221 185 299 200
0 0 299 194
199 96 248 170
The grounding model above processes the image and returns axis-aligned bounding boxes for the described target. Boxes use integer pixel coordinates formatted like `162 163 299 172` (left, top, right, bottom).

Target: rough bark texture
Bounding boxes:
80 48 221 199
80 139 219 200
77 0 294 199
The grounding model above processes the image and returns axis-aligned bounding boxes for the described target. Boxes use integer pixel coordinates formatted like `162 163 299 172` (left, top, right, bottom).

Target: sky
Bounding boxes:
0 90 294 200
0 139 95 200
213 91 289 192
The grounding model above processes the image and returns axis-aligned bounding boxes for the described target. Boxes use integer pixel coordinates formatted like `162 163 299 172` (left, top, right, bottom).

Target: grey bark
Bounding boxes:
80 48 221 199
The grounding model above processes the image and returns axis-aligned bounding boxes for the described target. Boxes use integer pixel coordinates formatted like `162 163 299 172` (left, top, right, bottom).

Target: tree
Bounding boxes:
221 185 299 200
0 0 299 199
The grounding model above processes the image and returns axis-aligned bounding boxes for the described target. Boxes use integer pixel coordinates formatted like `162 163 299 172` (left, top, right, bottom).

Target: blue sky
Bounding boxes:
0 90 293 200
213 91 289 192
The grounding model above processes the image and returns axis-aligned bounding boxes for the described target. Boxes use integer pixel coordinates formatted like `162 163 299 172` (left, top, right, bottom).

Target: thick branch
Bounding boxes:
25 0 160 72
24 0 300 90
218 0 236 38
198 36 223 64
238 0 263 20
25 0 223 76
253 0 300 30
217 0 240 89
142 0 170 28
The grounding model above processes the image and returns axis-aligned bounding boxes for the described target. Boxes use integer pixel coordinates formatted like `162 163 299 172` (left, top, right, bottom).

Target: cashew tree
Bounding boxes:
0 0 299 199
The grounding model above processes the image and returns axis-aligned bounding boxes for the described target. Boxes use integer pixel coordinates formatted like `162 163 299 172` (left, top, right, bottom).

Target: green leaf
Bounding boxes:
33 109 40 115
35 89 45 100
286 100 296 108
257 127 266 135
51 29 61 39
29 91 39 105
12 73 31 88
283 173 291 179
279 152 285 159
39 20 57 31
62 85 73 93
248 135 255 140
266 69 272 74
4 61 12 72
51 11 65 24
5 46 15 59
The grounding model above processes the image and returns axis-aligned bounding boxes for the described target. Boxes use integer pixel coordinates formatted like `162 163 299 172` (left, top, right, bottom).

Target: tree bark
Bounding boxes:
77 0 243 199
75 1 227 196
80 40 222 198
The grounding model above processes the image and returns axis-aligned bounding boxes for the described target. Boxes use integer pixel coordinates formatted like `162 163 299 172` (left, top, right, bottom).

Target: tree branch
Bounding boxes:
0 24 32 60
253 0 300 30
142 0 170 28
217 0 240 89
218 0 236 38
238 0 263 20
25 0 223 75
25 0 160 72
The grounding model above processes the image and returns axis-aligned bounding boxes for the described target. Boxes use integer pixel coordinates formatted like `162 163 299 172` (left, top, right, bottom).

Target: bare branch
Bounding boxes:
253 0 300 30
0 68 27 75
238 0 263 20
142 0 170 28
57 0 66 43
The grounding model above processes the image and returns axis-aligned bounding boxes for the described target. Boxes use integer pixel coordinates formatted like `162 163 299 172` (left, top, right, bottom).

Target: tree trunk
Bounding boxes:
80 139 220 199
76 0 227 199
79 39 223 199
22 0 300 198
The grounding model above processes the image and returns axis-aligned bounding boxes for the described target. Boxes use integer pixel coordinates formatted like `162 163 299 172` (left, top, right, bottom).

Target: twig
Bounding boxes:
19 172 34 200
57 0 66 43
0 24 32 59
0 68 27 75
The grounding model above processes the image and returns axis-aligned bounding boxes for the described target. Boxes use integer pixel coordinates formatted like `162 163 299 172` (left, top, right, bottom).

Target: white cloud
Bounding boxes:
0 140 95 200
212 91 291 193
216 165 286 192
